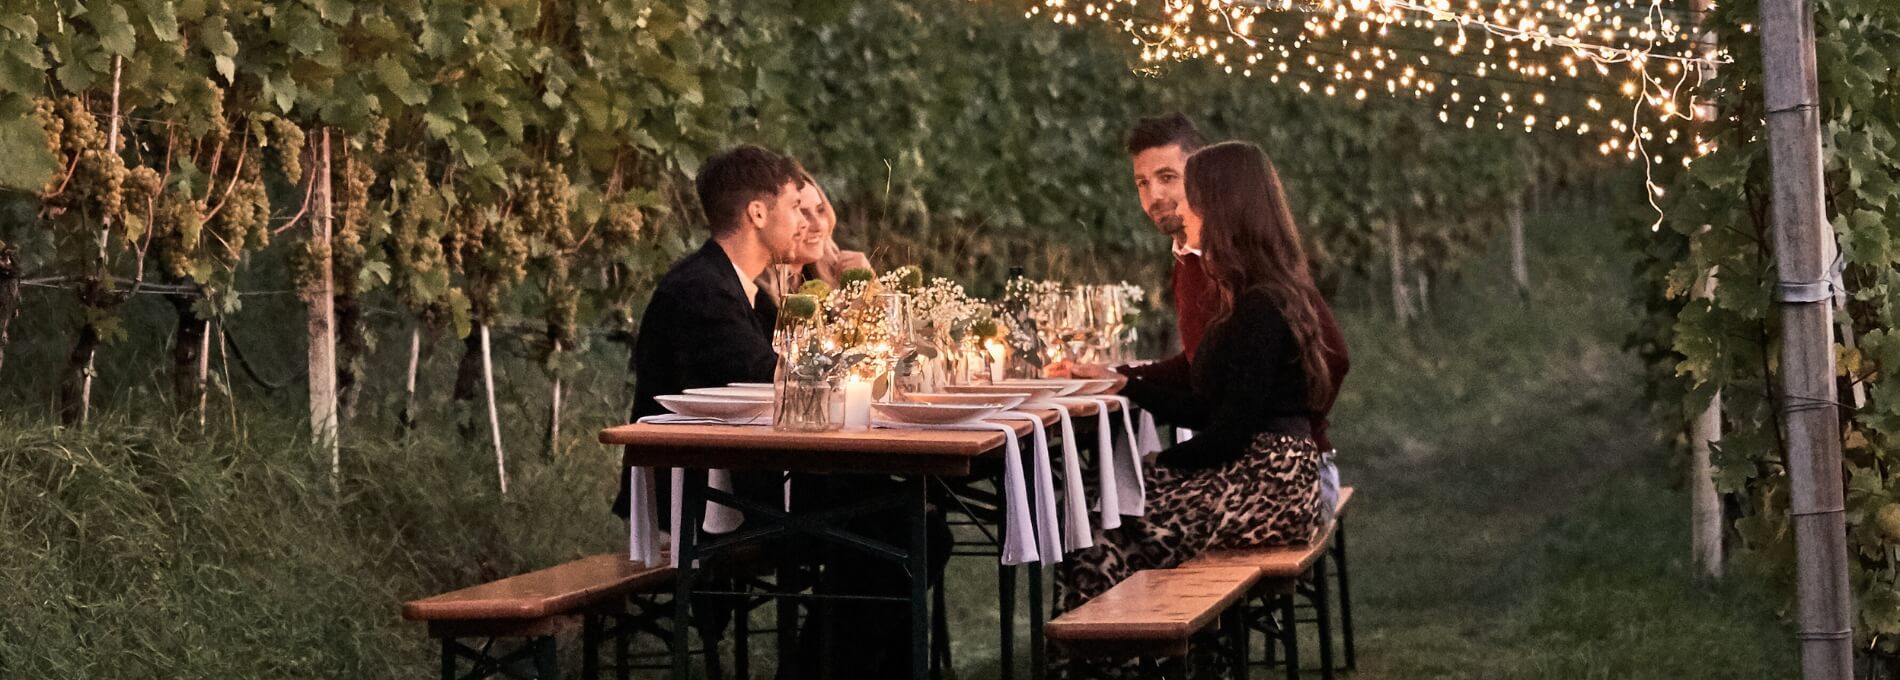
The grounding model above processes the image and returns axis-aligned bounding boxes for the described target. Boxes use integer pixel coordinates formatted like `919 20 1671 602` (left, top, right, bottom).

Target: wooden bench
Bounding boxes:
1045 565 1261 679
403 554 674 680
1178 486 1357 680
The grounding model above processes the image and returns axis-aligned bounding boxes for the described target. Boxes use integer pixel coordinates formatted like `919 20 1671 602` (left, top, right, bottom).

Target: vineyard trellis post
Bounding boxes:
1688 0 1724 580
305 130 339 475
1690 264 1724 578
1507 195 1529 300
1759 0 1853 676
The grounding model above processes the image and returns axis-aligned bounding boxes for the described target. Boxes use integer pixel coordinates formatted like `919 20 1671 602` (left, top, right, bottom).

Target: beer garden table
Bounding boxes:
598 402 1115 680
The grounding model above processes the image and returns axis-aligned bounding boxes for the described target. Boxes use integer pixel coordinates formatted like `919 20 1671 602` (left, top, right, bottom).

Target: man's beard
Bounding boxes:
1152 213 1185 237
1148 199 1184 237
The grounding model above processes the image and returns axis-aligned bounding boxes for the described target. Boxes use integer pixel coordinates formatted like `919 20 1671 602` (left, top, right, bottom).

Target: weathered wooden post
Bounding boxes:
1688 0 1725 579
1759 0 1853 676
305 131 340 475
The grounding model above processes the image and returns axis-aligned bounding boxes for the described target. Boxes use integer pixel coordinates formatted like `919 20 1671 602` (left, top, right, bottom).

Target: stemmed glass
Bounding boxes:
876 292 915 402
1087 285 1123 363
1058 288 1096 363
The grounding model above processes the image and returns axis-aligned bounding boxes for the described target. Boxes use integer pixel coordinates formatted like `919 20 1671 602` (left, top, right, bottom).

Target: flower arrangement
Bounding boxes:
774 292 871 431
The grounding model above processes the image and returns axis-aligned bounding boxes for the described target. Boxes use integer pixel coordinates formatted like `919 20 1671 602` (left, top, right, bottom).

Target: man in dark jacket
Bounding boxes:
614 144 808 520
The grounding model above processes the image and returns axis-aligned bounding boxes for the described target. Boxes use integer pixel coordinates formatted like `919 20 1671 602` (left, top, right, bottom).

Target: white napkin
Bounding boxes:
627 466 663 566
1137 411 1164 458
633 413 768 567
1053 397 1118 536
875 418 1040 565
1039 401 1094 553
988 411 1063 563
1095 395 1148 521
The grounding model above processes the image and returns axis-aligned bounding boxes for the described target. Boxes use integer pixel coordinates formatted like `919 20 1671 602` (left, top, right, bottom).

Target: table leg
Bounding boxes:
998 561 1016 680
910 475 931 680
673 468 706 680
1028 561 1045 680
778 561 800 680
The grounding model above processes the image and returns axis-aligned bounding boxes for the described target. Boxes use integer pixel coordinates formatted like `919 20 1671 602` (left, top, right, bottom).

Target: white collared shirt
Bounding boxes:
733 262 760 308
1172 240 1202 258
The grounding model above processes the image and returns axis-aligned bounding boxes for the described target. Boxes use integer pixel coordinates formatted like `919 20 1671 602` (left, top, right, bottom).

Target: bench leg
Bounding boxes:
1332 521 1355 671
442 638 457 680
533 635 561 680
616 610 632 680
1225 602 1250 679
1253 596 1276 669
1280 595 1300 680
582 613 600 680
1313 558 1335 680
999 562 1016 680
735 594 751 680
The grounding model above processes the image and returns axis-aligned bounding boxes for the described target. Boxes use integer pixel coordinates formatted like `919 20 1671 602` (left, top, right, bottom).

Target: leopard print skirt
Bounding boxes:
1055 432 1326 615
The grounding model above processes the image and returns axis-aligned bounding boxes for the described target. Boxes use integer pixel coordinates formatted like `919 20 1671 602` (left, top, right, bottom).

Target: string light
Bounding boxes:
1020 0 1730 173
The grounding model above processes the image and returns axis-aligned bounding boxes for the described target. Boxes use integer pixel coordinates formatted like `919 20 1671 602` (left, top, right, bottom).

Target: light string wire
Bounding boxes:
1025 0 1732 226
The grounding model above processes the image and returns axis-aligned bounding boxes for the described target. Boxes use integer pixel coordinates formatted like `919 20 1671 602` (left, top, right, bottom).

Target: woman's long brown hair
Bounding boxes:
1186 141 1334 409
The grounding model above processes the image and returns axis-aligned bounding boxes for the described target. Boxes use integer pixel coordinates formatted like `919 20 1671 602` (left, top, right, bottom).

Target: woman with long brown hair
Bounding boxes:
1056 141 1334 637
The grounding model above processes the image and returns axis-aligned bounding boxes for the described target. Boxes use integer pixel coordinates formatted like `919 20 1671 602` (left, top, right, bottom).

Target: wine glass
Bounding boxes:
876 292 914 401
1088 285 1123 363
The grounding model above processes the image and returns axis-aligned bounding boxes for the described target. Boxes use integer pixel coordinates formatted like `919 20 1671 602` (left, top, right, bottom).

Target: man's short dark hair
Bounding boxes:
696 145 804 237
1126 113 1205 156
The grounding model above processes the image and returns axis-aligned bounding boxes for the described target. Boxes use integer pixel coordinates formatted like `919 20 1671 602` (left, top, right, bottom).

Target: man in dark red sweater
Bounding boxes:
1065 113 1351 518
1116 113 1214 384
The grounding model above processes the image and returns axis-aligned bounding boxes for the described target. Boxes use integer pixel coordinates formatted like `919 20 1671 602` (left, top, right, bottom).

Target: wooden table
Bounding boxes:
597 401 1112 680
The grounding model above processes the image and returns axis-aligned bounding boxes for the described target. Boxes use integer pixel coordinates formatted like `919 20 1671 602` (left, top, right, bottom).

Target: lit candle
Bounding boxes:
986 340 1007 384
843 376 873 431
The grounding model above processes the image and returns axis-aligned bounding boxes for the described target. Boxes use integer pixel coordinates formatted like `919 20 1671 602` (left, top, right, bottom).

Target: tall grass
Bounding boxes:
0 410 624 678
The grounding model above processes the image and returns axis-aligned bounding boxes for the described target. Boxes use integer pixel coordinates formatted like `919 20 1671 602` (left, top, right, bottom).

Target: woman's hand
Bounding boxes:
812 239 873 285
1046 361 1129 393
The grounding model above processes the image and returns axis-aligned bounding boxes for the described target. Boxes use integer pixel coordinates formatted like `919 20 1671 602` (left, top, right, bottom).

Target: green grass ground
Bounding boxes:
1318 210 1797 679
0 206 1795 678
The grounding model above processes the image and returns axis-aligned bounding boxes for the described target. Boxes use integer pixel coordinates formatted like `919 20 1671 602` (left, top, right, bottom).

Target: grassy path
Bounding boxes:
1320 210 1794 679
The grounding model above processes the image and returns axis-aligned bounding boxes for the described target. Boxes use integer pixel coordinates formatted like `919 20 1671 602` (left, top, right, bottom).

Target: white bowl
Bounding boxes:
654 395 770 420
906 392 1028 411
873 402 1004 425
685 386 775 399
997 379 1085 397
942 383 1064 404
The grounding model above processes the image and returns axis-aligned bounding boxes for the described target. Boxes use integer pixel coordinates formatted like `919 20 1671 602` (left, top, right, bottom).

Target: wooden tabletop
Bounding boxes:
601 418 1021 476
598 398 1119 476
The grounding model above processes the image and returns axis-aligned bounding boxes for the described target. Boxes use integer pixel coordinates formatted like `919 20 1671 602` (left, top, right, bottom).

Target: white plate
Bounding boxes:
1067 379 1119 396
873 402 1004 425
685 386 775 398
997 379 1085 397
730 382 774 389
942 383 1064 403
905 392 1028 411
654 395 770 420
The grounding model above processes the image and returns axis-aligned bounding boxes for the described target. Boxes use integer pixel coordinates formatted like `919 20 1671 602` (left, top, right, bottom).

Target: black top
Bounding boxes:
613 239 779 518
1118 288 1313 470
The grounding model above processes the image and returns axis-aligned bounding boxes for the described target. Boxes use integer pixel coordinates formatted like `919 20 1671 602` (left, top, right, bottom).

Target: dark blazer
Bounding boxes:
613 239 779 518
